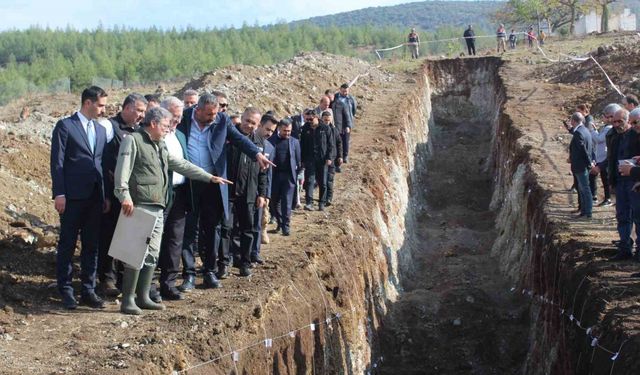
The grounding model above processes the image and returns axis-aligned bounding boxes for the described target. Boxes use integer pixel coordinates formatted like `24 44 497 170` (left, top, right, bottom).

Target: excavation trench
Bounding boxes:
182 58 562 375
374 58 530 374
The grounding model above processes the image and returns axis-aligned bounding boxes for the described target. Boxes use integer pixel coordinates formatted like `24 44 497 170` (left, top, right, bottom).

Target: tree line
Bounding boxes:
0 22 493 105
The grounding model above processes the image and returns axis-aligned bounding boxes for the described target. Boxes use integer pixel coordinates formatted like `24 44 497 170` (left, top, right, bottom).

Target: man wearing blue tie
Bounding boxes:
50 86 109 310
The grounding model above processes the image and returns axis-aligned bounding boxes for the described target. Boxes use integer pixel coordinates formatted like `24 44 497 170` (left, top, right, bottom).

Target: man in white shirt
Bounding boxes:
158 97 190 300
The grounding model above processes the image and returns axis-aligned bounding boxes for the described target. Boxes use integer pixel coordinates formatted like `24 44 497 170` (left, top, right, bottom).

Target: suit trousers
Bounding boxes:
192 181 227 274
304 160 328 205
271 172 296 230
341 131 351 161
251 206 264 258
575 169 592 217
181 210 199 277
56 186 101 296
97 199 120 284
226 198 255 267
159 184 188 290
615 178 640 254
327 165 336 202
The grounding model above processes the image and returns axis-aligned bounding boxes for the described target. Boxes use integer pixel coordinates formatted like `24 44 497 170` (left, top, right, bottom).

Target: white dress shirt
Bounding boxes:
164 131 186 186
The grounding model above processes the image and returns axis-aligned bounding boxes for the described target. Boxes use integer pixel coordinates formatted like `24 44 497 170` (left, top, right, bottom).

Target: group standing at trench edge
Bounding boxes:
403 23 547 60
50 83 357 313
563 95 640 277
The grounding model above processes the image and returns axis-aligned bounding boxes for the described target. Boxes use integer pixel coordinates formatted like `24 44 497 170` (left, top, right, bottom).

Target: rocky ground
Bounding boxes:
1 33 640 374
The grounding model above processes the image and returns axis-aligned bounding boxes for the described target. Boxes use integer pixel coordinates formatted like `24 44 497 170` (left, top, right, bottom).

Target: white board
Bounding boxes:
108 207 158 270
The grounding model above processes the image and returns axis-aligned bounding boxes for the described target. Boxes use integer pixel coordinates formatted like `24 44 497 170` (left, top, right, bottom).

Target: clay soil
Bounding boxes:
1 33 640 374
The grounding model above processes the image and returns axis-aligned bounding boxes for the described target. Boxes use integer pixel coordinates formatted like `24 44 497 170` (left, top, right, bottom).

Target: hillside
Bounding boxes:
292 1 502 32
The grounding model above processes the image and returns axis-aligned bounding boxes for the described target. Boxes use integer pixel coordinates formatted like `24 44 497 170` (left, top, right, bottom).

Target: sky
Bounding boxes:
0 0 421 31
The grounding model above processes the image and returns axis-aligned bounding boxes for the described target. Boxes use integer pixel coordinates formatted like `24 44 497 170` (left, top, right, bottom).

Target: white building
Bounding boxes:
574 8 636 35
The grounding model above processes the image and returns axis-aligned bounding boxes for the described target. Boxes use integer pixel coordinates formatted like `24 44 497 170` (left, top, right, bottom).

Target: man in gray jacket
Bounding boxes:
114 107 230 315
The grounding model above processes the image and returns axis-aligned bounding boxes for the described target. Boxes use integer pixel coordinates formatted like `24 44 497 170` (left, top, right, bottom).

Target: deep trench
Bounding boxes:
373 58 531 374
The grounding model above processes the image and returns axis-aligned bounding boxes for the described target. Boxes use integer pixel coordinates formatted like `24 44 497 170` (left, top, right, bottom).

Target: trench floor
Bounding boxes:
377 117 530 374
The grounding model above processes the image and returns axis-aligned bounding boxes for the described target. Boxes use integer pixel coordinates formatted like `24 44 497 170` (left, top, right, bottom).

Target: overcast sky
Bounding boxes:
0 0 421 31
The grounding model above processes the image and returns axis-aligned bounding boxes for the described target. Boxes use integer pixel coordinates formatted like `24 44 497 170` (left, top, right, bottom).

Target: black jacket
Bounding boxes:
300 122 334 165
607 128 640 187
569 125 593 173
328 124 343 160
103 113 139 200
227 129 268 202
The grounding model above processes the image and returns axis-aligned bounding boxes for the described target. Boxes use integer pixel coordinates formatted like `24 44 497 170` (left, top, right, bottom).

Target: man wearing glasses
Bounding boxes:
608 108 640 260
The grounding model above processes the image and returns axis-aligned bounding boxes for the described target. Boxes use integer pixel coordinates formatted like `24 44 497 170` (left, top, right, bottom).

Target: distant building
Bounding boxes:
575 8 637 35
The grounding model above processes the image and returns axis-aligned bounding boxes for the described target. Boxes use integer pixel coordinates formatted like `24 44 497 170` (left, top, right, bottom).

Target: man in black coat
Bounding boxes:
300 108 334 211
224 107 268 277
321 110 342 206
609 108 640 260
463 25 476 56
99 93 148 297
567 112 594 220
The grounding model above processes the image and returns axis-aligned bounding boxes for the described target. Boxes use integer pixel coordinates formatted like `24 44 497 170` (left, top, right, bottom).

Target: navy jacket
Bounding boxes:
50 112 107 201
268 133 302 184
569 124 593 173
177 108 260 219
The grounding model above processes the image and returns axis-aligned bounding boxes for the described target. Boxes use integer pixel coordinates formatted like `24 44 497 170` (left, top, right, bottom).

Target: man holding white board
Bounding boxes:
112 107 231 315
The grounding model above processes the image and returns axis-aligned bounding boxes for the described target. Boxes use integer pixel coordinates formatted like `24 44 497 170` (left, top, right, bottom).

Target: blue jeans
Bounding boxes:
575 169 592 217
615 178 640 254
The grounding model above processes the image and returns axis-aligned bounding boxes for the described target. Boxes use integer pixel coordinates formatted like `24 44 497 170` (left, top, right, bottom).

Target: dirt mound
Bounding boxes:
179 51 393 117
539 34 640 112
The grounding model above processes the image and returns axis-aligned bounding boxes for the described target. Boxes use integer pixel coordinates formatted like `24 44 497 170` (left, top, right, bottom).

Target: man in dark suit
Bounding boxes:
50 86 109 310
568 112 594 220
99 93 148 297
268 119 302 236
177 93 274 289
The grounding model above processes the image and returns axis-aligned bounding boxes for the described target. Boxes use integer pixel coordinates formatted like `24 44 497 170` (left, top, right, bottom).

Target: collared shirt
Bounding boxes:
76 111 91 135
164 131 185 186
187 111 215 173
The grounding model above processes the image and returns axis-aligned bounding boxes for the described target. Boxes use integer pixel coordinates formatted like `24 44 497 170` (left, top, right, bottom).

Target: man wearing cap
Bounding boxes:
300 108 334 211
268 119 301 236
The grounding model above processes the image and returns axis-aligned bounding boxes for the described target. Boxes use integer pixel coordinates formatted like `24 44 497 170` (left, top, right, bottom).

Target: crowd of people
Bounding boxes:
50 83 357 314
402 24 548 60
563 95 640 277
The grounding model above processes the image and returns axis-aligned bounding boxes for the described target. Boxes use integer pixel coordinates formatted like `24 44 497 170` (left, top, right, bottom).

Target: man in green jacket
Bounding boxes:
114 107 230 315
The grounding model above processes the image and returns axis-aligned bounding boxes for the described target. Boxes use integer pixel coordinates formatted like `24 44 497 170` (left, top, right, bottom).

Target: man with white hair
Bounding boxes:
608 108 640 260
567 112 594 220
156 96 190 300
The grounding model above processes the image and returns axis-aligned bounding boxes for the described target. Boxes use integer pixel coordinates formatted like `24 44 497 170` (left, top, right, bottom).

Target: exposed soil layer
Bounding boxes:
376 59 531 374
